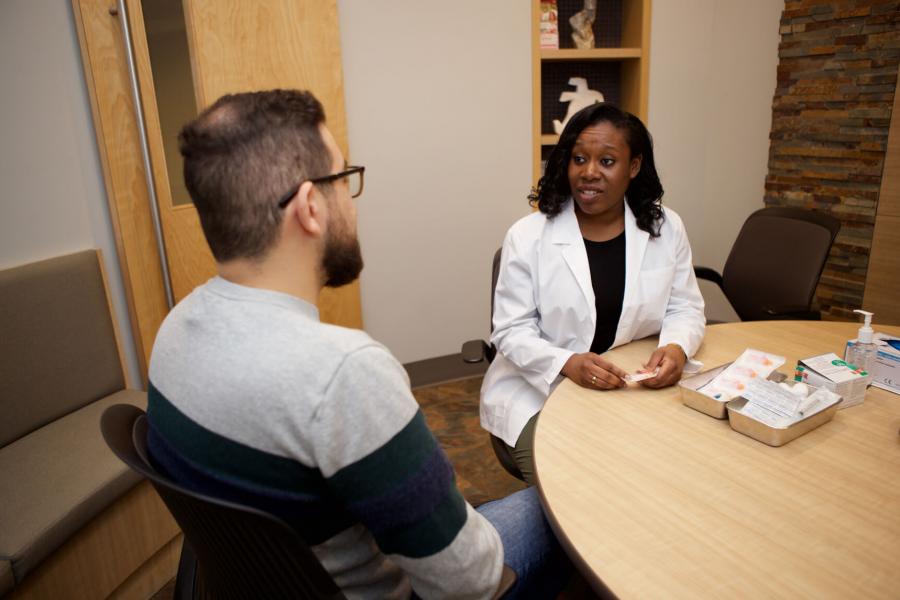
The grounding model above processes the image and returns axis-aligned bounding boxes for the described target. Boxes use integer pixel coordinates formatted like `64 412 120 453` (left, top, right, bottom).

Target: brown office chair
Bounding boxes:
461 248 525 482
100 404 345 600
695 207 840 321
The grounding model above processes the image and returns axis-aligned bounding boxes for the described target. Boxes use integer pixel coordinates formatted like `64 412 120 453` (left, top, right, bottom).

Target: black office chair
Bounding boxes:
462 248 502 365
102 405 518 599
100 404 345 600
461 249 526 482
694 207 840 321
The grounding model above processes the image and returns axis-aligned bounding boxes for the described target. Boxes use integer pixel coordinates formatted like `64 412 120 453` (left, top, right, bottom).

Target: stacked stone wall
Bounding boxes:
767 0 899 319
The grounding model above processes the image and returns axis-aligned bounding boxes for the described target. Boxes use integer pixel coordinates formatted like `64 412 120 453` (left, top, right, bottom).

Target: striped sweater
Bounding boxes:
147 277 502 599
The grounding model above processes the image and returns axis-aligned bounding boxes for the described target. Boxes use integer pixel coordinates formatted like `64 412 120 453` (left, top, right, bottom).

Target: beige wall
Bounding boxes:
0 0 141 386
648 0 784 273
338 0 533 363
341 0 784 359
2 1 785 367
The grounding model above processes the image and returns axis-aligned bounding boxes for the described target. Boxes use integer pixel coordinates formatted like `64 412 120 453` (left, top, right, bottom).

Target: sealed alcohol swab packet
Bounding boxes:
698 348 785 402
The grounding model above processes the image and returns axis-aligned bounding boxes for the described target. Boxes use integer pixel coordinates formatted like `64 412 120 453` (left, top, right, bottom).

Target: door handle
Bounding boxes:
114 0 175 309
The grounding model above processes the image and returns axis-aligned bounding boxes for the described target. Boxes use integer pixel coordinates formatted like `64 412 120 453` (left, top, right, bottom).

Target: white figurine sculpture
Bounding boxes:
570 0 597 49
553 77 604 135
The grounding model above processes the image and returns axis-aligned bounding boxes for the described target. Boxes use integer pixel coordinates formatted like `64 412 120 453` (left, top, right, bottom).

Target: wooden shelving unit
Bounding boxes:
539 47 642 61
532 0 652 181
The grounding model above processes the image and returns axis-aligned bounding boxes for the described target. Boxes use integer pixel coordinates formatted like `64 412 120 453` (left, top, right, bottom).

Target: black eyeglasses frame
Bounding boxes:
277 165 365 209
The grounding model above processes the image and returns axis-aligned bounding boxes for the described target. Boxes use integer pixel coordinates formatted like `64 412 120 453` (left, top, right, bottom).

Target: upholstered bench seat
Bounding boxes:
0 251 179 597
0 389 146 582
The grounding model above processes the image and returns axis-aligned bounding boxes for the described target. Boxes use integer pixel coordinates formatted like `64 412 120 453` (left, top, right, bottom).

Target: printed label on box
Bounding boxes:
847 333 900 395
540 1 559 49
796 352 867 408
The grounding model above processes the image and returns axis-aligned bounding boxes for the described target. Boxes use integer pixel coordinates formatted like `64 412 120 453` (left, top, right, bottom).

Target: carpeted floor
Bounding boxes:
415 375 527 506
149 375 524 600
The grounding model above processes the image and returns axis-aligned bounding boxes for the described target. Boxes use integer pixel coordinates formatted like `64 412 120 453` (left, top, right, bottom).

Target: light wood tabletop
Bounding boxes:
534 321 900 599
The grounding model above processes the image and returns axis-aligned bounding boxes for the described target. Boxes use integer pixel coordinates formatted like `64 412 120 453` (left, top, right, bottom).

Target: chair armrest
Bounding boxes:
491 564 517 599
462 339 496 363
694 266 724 289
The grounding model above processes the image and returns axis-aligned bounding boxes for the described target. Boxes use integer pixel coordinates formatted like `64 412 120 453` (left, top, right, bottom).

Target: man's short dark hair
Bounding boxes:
179 89 331 262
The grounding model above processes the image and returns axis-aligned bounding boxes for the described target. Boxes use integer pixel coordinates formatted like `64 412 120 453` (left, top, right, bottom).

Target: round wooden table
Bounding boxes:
534 321 900 599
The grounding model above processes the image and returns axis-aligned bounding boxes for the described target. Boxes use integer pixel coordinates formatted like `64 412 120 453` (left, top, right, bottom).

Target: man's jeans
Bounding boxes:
476 486 572 599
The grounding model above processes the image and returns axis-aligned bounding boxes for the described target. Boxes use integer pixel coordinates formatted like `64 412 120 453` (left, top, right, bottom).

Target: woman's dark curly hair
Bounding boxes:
529 103 665 237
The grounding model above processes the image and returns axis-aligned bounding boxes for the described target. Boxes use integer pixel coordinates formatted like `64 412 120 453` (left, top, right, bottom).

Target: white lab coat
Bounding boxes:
480 200 706 446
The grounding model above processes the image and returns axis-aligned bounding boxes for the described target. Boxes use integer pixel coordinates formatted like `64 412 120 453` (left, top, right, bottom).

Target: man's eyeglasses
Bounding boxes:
277 165 365 209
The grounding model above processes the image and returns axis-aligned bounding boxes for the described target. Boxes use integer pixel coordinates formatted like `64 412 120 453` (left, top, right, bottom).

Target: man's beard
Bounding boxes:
322 219 364 288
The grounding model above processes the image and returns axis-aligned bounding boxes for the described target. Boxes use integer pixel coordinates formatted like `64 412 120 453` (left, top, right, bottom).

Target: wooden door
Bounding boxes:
862 61 900 325
73 0 363 380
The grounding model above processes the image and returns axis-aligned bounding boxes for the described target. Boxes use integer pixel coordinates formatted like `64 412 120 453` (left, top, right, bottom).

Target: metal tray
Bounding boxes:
680 364 787 419
725 394 842 447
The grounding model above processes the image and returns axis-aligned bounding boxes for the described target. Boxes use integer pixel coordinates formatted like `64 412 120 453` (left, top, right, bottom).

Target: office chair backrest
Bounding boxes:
462 247 503 364
100 404 345 600
490 247 502 332
485 247 525 480
721 207 840 321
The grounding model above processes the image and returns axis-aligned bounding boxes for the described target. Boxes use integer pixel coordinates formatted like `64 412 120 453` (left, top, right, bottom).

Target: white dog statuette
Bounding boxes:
553 77 604 135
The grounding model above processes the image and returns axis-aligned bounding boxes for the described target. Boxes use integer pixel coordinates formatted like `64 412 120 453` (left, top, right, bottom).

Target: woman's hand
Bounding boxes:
561 352 628 390
640 344 687 388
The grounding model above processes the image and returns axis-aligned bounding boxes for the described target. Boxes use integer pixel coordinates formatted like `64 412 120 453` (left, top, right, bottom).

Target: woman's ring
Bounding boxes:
591 375 597 385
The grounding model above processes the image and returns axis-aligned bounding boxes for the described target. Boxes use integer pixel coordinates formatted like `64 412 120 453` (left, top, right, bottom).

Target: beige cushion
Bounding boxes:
0 560 13 597
0 390 146 582
0 250 125 447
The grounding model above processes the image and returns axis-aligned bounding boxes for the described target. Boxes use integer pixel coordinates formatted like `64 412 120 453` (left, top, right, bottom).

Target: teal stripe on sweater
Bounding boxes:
147 382 327 495
327 410 437 497
150 383 469 557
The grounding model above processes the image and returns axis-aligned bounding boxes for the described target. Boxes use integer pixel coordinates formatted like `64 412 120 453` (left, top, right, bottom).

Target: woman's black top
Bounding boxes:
584 230 626 355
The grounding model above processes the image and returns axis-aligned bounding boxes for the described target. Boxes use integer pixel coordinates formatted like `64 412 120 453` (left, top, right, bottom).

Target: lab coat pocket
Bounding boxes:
636 266 675 327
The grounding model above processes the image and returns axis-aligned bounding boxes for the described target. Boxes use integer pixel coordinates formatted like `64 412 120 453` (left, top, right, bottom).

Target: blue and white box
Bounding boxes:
845 333 900 395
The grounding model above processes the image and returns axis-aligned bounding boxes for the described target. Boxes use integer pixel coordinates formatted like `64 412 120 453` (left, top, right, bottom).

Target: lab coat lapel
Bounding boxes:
615 202 650 346
552 200 594 309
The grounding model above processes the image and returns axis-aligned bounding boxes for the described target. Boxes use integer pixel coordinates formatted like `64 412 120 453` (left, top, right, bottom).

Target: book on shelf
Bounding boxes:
540 1 559 49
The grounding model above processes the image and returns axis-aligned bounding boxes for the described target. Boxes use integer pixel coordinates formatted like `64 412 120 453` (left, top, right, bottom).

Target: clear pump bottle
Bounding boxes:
846 309 875 384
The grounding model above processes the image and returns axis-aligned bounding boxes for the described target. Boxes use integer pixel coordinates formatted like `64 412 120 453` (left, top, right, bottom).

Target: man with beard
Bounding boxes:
145 90 570 599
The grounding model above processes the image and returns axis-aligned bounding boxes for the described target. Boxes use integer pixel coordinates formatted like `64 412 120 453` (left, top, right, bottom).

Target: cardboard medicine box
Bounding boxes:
845 333 900 395
539 1 559 49
795 353 867 409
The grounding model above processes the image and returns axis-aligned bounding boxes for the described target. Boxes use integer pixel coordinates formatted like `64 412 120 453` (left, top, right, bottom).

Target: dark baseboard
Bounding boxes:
403 353 489 390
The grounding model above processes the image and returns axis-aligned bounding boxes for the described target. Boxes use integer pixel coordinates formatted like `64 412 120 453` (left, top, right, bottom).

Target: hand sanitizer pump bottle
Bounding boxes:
846 309 875 384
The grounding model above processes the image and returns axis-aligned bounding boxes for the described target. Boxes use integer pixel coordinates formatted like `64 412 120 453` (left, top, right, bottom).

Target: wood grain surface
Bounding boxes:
184 0 362 328
8 481 180 600
72 0 171 381
863 61 900 325
535 321 900 599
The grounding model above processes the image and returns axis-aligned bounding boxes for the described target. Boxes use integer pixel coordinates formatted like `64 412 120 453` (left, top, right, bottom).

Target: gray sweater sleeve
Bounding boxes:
309 344 504 599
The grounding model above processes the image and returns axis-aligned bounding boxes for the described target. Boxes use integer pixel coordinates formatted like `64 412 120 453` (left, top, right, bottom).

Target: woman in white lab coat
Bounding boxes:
480 103 705 484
